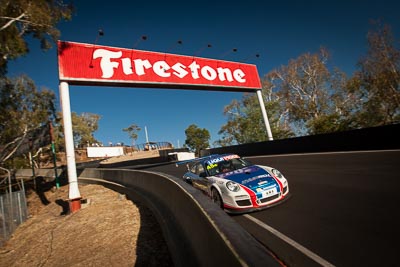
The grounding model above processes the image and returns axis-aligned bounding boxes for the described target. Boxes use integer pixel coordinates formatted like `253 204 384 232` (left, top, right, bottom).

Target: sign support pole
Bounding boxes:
256 89 273 141
59 81 81 212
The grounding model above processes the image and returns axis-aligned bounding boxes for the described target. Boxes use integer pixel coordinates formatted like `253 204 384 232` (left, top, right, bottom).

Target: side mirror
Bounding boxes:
184 176 193 185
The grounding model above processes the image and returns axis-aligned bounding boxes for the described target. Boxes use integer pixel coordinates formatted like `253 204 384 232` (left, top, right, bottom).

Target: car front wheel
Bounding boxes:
211 188 223 209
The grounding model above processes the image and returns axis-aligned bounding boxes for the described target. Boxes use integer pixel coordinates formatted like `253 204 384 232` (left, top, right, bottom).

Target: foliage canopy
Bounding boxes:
184 124 210 155
123 124 141 145
0 0 73 76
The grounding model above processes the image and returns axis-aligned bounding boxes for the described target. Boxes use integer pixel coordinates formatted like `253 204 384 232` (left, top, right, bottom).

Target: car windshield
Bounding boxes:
205 155 253 176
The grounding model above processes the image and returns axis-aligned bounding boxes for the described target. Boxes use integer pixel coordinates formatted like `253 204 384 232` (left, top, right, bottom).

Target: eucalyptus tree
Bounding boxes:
0 0 73 75
0 75 56 164
347 22 400 127
70 112 101 148
0 1 74 167
184 124 210 156
217 22 399 143
216 91 293 147
217 47 353 142
123 124 141 145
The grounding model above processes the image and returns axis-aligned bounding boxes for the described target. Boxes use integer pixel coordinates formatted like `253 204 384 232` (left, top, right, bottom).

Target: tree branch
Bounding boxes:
0 14 26 31
0 15 52 32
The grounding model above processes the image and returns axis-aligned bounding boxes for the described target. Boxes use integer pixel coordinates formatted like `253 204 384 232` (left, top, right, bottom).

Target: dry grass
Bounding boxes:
0 183 173 266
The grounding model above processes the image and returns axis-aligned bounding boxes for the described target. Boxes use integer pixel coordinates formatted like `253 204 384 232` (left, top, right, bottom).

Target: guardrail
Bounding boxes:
78 168 280 267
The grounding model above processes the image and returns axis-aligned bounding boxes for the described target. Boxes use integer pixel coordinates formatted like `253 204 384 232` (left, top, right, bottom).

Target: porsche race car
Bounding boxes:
176 153 290 214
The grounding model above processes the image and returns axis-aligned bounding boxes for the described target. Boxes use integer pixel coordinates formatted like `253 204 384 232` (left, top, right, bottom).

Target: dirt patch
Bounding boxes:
0 183 174 266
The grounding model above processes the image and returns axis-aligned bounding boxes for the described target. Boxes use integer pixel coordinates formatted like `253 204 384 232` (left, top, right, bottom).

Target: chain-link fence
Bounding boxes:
0 179 28 246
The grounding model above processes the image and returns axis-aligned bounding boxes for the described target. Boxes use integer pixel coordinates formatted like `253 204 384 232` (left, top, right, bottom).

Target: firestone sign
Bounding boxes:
58 41 261 91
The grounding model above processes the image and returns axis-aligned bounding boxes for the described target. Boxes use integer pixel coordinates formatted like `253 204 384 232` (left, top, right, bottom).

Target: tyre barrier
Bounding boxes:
78 168 281 267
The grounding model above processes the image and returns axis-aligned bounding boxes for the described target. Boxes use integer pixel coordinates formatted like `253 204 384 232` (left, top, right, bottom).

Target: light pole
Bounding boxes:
144 126 150 150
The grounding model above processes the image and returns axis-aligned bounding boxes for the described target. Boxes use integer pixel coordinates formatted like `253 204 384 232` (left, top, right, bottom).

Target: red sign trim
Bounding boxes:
58 41 261 92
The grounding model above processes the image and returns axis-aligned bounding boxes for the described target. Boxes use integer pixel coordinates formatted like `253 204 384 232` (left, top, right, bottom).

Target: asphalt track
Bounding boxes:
134 150 400 267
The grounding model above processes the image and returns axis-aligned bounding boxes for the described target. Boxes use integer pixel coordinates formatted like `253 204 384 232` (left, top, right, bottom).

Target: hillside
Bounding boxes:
0 183 173 266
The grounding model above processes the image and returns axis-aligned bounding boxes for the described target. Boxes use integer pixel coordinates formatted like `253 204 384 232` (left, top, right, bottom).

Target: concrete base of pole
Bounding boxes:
69 197 82 213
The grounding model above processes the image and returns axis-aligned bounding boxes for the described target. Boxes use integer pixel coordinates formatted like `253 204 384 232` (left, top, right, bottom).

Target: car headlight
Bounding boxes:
271 168 284 179
226 181 240 192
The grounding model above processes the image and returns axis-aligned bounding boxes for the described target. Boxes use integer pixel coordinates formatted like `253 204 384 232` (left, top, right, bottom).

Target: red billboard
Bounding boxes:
58 41 261 91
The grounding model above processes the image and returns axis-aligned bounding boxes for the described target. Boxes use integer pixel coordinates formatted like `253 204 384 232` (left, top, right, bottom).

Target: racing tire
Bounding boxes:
211 188 223 209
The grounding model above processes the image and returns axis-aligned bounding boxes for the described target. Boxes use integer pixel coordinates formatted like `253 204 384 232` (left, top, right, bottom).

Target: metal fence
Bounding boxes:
0 180 28 246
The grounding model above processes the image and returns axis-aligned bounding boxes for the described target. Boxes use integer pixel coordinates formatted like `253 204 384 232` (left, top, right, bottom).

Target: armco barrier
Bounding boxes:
78 168 280 267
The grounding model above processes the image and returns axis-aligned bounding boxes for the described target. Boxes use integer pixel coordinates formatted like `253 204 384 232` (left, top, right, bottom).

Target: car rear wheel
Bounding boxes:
211 188 223 209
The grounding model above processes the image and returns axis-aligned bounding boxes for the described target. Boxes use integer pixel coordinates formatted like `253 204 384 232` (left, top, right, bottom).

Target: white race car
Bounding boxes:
177 153 290 214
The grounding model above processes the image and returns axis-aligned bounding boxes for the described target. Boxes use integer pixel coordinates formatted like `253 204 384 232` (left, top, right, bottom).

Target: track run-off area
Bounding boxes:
142 149 400 267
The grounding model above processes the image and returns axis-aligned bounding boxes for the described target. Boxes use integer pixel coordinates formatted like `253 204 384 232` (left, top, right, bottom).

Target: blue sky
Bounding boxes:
7 0 400 147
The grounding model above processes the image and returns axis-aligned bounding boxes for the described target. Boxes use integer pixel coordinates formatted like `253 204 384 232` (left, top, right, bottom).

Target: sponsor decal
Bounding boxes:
207 163 218 170
206 154 240 165
58 41 261 91
242 174 271 185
